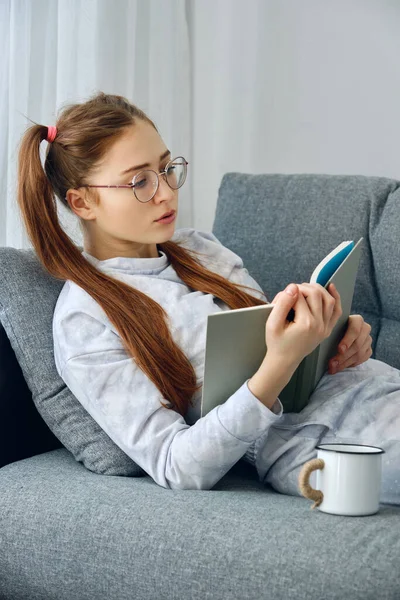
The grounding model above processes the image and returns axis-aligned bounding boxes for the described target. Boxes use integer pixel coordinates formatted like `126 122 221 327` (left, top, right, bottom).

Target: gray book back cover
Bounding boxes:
201 304 273 417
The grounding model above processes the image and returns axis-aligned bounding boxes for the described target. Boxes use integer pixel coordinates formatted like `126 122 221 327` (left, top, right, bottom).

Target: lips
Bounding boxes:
155 210 175 221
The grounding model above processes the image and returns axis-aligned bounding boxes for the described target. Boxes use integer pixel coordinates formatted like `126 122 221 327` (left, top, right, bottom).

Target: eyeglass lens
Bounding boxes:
133 157 187 202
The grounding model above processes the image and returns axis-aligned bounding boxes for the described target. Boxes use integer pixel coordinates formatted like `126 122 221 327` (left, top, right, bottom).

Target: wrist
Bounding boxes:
248 355 298 409
260 353 299 381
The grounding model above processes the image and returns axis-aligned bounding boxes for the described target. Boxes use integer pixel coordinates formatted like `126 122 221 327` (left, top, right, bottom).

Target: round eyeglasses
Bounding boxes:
83 156 188 203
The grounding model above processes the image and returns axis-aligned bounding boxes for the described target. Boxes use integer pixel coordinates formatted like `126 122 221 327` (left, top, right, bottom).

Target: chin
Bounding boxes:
160 224 176 240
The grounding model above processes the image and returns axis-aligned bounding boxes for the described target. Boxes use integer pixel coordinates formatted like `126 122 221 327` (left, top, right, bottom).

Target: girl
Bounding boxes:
17 92 400 503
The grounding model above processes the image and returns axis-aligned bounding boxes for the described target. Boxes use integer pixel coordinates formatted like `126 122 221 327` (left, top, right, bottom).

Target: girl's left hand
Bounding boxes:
328 314 373 374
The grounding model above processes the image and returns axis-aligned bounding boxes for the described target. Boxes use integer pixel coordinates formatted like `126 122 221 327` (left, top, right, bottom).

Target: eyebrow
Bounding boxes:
120 149 171 175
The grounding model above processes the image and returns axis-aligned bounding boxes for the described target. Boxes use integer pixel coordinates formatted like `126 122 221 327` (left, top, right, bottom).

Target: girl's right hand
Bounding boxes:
265 282 343 369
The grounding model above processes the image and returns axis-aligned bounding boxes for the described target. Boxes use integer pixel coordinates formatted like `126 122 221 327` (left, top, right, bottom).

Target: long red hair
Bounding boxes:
17 92 267 417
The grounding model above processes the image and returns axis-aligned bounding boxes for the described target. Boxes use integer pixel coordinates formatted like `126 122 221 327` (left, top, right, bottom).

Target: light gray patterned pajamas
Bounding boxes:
53 227 400 503
242 358 400 505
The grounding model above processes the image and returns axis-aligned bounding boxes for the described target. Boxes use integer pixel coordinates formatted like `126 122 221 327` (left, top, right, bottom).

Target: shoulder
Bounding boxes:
171 228 244 272
172 227 226 251
53 279 112 334
53 279 123 370
171 228 266 301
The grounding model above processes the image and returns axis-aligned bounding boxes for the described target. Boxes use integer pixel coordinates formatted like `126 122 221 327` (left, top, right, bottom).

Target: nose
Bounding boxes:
152 173 176 204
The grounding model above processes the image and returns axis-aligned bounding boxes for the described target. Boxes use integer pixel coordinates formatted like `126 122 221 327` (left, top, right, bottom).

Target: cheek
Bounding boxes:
101 194 144 226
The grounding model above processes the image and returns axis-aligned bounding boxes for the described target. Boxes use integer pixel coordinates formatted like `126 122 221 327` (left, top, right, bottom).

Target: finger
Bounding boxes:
337 315 369 355
298 282 338 332
342 332 372 364
326 283 343 330
320 284 336 328
268 285 299 330
329 331 371 368
336 314 362 354
289 285 316 323
335 342 373 371
270 285 314 330
328 323 368 372
330 335 373 372
331 332 369 371
295 283 324 324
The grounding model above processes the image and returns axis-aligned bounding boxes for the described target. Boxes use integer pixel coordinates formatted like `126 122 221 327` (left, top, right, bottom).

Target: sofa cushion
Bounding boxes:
0 247 145 476
0 449 399 600
0 321 62 467
213 173 400 369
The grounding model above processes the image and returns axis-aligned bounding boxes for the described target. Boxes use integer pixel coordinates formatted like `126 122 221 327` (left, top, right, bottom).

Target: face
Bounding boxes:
67 120 179 260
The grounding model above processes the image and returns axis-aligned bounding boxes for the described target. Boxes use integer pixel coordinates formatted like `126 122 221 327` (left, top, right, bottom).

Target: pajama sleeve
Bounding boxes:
54 308 283 491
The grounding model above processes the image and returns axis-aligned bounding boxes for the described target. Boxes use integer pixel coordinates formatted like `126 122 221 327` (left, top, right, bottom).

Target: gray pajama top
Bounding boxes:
53 228 284 490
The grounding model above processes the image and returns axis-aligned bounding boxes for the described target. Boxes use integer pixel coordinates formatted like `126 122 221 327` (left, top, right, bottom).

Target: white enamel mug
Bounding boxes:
298 443 385 516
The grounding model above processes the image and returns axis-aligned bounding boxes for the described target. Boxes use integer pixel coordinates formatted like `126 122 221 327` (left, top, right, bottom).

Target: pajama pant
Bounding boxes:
241 358 400 506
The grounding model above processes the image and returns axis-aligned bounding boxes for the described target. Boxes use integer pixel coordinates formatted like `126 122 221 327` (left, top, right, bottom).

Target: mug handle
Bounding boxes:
298 458 325 509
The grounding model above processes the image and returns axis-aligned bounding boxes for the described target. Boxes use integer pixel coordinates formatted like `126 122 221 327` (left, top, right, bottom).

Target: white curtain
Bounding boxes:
0 0 192 248
2 0 400 248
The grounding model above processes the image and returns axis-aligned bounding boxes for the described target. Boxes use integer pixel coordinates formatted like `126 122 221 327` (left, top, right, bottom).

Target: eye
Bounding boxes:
133 172 151 189
134 178 147 189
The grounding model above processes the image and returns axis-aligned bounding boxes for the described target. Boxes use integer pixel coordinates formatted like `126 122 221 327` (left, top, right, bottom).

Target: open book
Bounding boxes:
200 238 364 416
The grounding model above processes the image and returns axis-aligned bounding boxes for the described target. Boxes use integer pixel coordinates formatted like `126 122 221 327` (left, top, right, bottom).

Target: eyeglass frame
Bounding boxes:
81 155 189 203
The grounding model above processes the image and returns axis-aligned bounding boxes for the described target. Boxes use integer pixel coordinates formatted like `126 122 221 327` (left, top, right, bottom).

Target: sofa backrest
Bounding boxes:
212 173 400 370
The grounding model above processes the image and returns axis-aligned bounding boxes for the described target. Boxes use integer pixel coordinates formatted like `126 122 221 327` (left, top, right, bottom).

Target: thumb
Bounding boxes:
268 284 298 329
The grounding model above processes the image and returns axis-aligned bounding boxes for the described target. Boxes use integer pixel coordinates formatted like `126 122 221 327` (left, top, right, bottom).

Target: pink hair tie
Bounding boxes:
46 126 57 143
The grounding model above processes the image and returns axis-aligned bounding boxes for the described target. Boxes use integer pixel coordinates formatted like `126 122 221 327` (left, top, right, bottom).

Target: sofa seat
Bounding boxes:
0 448 399 600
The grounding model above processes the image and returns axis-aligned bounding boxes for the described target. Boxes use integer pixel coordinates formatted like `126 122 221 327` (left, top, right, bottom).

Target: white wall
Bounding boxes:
189 0 400 231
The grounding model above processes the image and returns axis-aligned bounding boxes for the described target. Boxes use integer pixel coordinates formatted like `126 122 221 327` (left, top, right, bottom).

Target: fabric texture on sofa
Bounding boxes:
1 448 399 600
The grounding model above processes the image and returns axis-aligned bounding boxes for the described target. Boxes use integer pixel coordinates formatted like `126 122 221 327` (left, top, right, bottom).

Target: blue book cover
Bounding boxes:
314 241 355 288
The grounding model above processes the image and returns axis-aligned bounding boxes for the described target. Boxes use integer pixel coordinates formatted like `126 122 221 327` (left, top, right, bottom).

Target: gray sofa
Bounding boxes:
1 173 400 600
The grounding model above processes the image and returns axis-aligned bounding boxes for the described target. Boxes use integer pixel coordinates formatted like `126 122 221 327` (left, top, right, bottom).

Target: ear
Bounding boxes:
66 188 96 221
